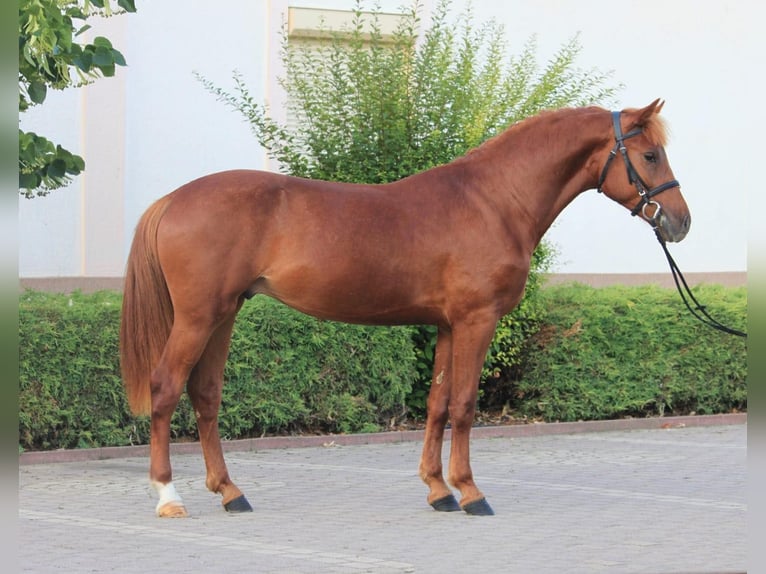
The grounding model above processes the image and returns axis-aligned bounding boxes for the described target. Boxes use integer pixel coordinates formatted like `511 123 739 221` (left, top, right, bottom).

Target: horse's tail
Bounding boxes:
119 194 174 416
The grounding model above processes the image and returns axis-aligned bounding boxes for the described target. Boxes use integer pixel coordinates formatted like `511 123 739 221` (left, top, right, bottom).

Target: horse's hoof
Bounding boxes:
430 494 461 512
224 494 253 513
156 501 189 518
462 498 495 516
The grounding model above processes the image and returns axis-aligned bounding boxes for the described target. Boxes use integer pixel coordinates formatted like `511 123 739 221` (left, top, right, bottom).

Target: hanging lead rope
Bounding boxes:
654 229 746 338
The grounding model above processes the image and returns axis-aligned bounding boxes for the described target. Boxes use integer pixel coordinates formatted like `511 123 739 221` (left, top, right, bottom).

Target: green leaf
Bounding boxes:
73 50 93 72
117 0 137 13
71 154 85 171
47 159 67 179
28 81 47 104
92 36 113 49
92 45 113 67
99 64 116 77
74 24 92 37
111 48 126 67
32 133 55 154
19 172 40 190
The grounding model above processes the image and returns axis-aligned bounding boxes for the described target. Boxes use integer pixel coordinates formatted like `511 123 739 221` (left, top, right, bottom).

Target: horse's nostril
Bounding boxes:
682 214 691 231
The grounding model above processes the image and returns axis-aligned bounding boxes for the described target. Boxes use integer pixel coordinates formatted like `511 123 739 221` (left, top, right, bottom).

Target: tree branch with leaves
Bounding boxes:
18 0 136 197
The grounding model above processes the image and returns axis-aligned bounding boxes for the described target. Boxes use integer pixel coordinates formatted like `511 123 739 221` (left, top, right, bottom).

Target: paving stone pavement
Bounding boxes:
19 423 746 573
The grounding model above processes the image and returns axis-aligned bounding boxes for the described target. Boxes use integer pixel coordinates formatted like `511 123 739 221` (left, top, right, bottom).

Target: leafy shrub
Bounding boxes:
18 283 747 452
198 0 619 184
18 290 138 450
19 290 417 450
218 297 416 437
511 283 747 421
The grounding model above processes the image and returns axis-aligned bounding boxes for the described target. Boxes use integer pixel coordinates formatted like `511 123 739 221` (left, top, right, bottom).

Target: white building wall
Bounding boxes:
121 0 272 243
19 0 757 280
19 0 274 279
19 87 83 277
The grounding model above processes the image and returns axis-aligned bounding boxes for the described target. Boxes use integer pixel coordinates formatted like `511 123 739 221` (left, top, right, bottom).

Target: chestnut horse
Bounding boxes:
120 100 690 517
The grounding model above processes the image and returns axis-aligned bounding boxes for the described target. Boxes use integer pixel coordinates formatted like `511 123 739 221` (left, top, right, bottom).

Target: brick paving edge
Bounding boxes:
19 412 747 466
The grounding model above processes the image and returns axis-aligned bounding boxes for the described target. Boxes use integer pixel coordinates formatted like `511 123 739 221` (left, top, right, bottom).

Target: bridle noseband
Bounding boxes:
597 111 680 226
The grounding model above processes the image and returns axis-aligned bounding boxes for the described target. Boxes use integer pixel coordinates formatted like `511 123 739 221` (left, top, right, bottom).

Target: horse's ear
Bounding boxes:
625 99 664 129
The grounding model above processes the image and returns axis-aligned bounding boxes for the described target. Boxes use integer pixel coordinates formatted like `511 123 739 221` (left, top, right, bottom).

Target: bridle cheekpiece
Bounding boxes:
597 111 680 227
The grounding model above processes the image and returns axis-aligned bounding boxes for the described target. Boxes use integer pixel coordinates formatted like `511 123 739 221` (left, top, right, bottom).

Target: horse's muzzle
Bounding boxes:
657 212 691 243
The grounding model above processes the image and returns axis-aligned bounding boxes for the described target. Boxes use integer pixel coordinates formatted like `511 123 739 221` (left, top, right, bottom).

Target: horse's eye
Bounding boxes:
643 152 657 163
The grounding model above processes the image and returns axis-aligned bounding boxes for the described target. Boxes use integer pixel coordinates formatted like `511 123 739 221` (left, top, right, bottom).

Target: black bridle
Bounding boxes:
596 111 680 226
597 111 746 338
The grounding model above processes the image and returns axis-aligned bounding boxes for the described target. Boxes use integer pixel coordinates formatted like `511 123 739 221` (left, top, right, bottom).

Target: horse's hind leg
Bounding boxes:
186 310 252 513
149 317 218 518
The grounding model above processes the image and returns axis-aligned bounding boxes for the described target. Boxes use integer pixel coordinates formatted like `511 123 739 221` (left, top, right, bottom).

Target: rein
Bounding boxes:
598 110 746 339
654 229 747 338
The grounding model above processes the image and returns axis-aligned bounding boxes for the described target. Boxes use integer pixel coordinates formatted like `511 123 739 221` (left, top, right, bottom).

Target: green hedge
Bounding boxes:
19 290 417 450
511 283 747 421
18 284 747 451
19 290 127 450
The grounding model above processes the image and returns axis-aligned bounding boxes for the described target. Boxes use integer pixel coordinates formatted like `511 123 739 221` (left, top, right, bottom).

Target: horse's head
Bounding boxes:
596 99 690 243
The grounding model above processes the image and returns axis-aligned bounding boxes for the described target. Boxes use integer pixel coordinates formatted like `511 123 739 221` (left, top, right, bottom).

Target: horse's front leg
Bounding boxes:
186 313 252 513
446 315 499 516
418 327 461 511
